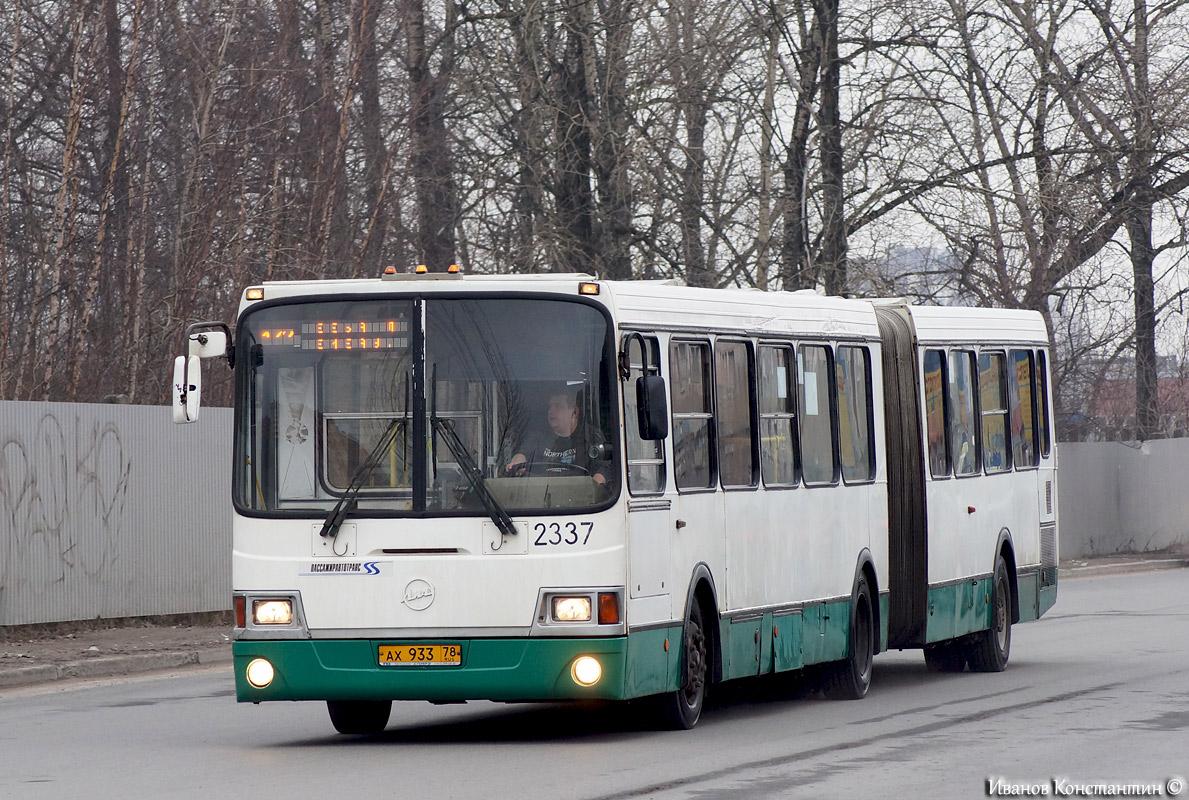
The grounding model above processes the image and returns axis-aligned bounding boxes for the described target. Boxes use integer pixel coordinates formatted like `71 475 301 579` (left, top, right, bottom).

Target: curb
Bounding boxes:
0 646 231 690
1060 558 1189 579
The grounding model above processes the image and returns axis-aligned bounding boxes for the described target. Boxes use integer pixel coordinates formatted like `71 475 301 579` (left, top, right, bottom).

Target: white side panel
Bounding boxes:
628 506 672 598
670 492 725 616
727 484 881 610
926 471 1043 583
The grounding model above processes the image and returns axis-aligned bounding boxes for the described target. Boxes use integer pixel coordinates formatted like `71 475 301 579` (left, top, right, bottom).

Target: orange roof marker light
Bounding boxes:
246 286 265 301
579 281 600 296
381 264 465 281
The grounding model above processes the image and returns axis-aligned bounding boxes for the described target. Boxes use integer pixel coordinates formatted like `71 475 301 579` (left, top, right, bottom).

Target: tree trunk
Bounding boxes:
678 6 710 288
406 0 458 270
779 0 821 291
1129 198 1158 439
508 0 546 273
815 0 846 297
592 0 634 281
553 1 596 275
358 0 388 277
1129 0 1158 440
756 2 780 292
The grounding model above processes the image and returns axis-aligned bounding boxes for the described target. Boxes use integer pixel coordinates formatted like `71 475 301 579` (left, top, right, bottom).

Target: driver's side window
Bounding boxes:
624 335 666 495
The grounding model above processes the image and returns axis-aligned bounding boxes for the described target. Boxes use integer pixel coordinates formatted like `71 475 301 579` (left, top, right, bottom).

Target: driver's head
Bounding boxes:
546 391 579 436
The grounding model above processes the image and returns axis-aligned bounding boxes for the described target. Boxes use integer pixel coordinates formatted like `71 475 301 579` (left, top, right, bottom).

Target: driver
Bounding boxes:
505 387 610 484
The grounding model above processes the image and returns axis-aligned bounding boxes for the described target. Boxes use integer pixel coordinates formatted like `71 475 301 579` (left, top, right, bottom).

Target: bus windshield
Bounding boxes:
234 296 618 517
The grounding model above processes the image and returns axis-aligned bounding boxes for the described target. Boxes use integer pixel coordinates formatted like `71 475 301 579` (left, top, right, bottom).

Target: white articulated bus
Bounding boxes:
173 271 1057 733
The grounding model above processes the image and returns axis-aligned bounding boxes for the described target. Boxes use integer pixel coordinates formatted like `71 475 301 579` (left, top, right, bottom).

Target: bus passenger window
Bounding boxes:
923 350 949 477
716 340 757 488
1037 349 1052 458
950 351 979 476
624 336 666 494
670 341 715 490
837 346 873 482
979 351 1011 472
758 345 798 486
798 345 837 485
1009 349 1038 468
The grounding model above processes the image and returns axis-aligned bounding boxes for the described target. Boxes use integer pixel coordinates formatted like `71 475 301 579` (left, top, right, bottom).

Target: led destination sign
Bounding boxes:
259 319 409 351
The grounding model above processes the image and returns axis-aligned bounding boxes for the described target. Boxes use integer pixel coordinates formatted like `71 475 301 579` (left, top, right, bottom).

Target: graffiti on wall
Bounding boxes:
0 411 132 598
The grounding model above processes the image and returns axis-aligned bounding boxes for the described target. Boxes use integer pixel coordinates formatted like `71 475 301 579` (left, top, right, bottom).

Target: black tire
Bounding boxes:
661 601 710 729
967 557 1012 672
327 700 392 734
923 642 967 672
823 574 875 700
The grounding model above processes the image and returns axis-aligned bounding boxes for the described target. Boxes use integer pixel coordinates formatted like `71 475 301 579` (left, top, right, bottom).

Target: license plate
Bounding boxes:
377 644 462 667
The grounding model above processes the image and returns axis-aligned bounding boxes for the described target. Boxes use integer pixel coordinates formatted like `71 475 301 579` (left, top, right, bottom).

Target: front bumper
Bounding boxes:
233 635 642 703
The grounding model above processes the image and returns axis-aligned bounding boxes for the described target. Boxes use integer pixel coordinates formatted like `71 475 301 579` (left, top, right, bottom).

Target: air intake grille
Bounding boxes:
1040 522 1058 568
1045 480 1052 515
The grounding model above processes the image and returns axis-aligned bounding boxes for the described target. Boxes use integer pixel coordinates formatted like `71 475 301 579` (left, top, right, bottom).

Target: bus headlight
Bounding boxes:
253 599 294 625
552 597 592 622
571 656 602 686
245 658 275 688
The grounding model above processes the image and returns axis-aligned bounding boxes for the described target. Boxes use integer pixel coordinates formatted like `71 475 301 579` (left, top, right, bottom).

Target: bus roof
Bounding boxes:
238 275 1045 346
876 301 1049 346
603 282 881 340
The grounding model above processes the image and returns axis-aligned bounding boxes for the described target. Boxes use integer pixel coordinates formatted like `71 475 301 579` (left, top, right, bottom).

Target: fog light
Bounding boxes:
571 656 602 687
552 596 592 623
253 599 294 625
245 658 275 688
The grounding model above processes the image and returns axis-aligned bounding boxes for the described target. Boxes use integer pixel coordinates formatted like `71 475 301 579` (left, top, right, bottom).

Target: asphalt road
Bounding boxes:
2 569 1185 800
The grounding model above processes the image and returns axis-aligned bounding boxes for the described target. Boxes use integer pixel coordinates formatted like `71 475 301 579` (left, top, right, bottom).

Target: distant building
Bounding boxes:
1077 372 1189 441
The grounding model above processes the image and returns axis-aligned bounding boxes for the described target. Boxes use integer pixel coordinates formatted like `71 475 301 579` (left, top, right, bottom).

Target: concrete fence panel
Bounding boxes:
1057 440 1189 558
0 400 231 626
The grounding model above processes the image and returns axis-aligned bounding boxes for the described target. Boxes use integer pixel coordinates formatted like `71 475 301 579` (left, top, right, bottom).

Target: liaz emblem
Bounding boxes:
402 579 435 611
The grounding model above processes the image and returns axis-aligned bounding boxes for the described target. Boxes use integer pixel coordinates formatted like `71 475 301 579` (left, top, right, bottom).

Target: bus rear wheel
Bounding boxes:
823 574 875 700
327 700 392 734
967 557 1012 672
661 601 709 730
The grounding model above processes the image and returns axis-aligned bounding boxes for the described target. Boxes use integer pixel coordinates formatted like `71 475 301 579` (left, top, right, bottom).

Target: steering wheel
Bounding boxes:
508 460 590 477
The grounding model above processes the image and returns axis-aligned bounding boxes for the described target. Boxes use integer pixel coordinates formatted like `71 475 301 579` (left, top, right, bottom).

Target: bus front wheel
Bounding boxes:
661 601 709 730
967 557 1012 672
327 700 392 734
823 573 875 700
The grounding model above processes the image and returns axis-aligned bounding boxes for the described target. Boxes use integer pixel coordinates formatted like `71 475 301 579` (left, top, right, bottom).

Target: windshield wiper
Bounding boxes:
319 417 407 539
431 415 517 540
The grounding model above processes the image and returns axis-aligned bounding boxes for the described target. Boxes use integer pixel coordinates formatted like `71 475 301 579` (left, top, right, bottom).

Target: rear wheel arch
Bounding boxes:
995 530 1020 624
852 550 882 656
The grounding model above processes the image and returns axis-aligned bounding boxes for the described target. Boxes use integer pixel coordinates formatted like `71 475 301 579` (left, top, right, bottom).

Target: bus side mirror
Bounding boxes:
636 375 668 440
172 355 202 423
188 329 228 359
171 321 232 424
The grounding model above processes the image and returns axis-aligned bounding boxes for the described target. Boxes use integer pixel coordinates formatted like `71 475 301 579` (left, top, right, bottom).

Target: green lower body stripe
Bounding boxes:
233 628 682 704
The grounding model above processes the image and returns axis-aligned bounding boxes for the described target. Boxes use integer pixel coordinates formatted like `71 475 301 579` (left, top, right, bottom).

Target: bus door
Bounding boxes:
667 339 727 623
715 339 768 676
1034 349 1057 563
622 334 673 626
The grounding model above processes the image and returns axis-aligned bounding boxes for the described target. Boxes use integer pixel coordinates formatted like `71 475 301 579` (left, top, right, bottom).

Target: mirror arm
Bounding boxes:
619 332 649 380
